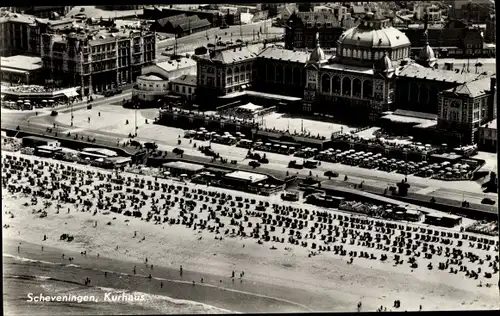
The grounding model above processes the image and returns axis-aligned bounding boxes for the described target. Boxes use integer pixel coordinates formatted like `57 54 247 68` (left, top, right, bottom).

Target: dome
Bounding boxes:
418 43 435 61
309 46 326 63
308 32 327 64
377 52 394 72
338 23 411 49
336 11 411 66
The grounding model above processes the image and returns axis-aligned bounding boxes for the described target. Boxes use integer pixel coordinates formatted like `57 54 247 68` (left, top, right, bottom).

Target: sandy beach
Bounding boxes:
2 151 499 314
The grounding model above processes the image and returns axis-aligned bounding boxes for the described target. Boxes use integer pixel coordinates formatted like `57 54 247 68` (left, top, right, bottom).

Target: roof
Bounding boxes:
398 63 486 84
176 19 210 31
170 74 197 86
258 47 310 63
219 90 302 102
224 171 268 183
237 103 263 112
392 109 438 121
210 47 258 64
23 136 58 142
481 119 497 129
0 13 38 24
444 76 494 98
1 55 42 72
156 14 188 27
339 26 411 49
169 15 200 28
381 113 437 128
296 11 341 27
155 58 197 73
162 161 205 172
82 148 117 157
322 63 375 75
138 75 165 81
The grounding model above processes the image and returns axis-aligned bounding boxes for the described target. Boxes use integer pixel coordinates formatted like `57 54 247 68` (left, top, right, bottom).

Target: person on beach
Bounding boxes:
232 271 235 278
192 281 195 286
180 265 183 277
145 257 148 263
148 274 152 280
419 305 422 311
62 254 65 259
105 272 107 277
201 278 204 283
160 282 163 288
43 234 47 241
17 246 20 253
133 265 137 275
151 264 153 270
41 246 43 251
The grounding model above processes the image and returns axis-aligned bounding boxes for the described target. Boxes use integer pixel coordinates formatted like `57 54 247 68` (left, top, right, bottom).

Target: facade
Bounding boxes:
284 10 356 50
401 20 486 57
0 55 43 85
133 75 169 102
0 13 40 57
413 3 441 21
170 74 197 100
478 119 497 151
41 30 156 95
485 14 495 43
196 46 258 102
437 77 497 145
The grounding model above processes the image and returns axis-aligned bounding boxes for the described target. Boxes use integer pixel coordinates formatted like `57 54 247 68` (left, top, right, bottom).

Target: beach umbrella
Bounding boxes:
17 100 23 103
163 171 171 175
273 144 280 147
281 145 287 148
49 100 54 103
255 142 263 145
446 172 452 176
439 170 445 174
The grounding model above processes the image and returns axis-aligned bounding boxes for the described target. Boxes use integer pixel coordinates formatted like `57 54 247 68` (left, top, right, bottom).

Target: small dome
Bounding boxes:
308 32 327 63
309 46 326 63
418 43 436 62
376 52 394 72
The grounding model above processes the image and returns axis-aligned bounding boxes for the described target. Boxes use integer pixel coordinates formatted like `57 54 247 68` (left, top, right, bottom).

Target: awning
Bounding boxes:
64 90 79 98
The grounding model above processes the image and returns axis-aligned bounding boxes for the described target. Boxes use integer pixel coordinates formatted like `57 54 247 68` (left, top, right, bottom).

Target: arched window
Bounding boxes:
353 78 362 97
343 48 347 57
267 64 275 81
246 64 251 72
363 51 368 60
332 76 341 94
227 68 232 75
275 65 284 83
374 52 380 60
353 49 358 58
409 82 419 101
348 49 352 57
363 80 372 98
293 67 301 85
342 77 351 96
234 66 240 74
321 74 331 93
285 66 293 84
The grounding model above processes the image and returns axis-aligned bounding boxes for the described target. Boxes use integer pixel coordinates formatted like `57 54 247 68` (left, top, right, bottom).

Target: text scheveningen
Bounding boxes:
27 292 146 303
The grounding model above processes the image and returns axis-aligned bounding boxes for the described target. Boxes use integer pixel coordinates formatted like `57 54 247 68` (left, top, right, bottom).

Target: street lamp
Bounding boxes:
134 104 138 137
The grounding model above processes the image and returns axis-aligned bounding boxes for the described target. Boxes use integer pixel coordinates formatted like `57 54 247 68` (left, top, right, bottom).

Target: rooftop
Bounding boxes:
155 58 197 73
398 63 487 84
66 6 143 19
138 75 165 81
0 12 39 24
258 47 310 63
0 55 42 72
162 161 205 172
170 74 197 86
443 76 495 98
224 170 268 183
209 46 258 64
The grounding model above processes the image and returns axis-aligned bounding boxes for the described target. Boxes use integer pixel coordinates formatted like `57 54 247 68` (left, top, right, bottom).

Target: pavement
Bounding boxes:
2 99 497 213
155 19 283 59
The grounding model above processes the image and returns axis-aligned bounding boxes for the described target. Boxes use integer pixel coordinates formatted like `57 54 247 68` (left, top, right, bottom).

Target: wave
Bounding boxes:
4 254 236 314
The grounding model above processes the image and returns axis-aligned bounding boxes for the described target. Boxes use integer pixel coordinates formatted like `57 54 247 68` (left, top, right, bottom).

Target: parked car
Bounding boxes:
249 160 261 168
481 198 496 205
288 160 303 169
324 170 339 178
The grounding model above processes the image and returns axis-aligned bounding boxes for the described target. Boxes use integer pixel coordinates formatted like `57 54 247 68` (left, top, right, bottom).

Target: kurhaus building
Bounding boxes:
194 11 495 142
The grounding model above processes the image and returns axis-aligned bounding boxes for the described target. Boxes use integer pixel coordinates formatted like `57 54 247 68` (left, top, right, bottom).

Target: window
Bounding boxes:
182 86 186 93
189 87 192 94
227 77 232 85
175 86 179 92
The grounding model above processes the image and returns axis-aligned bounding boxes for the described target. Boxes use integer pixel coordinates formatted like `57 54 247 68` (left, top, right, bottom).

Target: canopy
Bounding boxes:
64 90 79 98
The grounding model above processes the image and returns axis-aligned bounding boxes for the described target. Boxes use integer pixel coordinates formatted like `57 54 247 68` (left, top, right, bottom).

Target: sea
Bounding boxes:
3 254 233 315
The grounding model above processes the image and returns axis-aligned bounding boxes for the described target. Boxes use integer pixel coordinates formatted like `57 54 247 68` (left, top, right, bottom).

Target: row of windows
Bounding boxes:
174 85 193 94
339 47 409 60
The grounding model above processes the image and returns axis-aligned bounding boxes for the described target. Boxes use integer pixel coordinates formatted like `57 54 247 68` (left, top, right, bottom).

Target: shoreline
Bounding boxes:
2 152 499 314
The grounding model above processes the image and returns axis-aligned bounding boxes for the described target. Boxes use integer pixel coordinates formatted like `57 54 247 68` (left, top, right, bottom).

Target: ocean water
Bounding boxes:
3 254 233 315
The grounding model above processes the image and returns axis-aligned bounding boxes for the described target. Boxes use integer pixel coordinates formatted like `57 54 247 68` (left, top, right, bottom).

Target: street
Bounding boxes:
2 98 497 211
156 19 283 58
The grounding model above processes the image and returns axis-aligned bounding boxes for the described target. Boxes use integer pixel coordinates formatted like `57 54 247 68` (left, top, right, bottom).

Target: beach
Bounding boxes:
2 151 499 314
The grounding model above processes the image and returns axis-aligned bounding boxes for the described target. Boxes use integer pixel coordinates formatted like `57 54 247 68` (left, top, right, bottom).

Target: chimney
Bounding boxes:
423 13 428 31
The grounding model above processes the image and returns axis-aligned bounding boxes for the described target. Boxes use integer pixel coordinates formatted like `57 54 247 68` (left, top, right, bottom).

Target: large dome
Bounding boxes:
335 11 412 66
